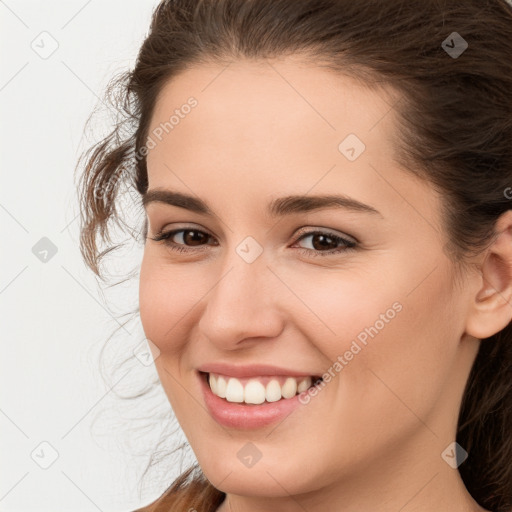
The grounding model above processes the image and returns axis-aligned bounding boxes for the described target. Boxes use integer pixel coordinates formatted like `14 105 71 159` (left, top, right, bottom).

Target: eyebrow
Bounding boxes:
142 189 382 217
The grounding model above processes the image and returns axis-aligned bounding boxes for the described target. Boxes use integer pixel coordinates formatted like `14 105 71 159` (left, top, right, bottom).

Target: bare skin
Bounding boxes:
138 56 511 512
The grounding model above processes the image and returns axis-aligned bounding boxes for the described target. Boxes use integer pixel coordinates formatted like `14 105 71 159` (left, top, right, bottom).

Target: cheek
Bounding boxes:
287 268 402 362
138 255 197 351
311 256 459 365
138 255 201 420
342 269 460 438
303 260 460 419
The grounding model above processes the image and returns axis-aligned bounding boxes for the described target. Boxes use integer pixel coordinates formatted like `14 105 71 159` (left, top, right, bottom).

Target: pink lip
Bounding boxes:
197 371 312 430
196 362 322 379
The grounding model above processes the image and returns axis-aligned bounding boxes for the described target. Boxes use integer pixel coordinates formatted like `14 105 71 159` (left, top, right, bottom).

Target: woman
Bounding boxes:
76 0 512 510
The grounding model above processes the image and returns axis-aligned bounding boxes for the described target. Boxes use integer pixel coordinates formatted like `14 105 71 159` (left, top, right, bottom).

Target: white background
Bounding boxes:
0 1 194 511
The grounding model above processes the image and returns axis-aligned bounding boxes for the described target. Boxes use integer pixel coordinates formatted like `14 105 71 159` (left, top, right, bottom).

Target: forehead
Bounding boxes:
144 58 442 238
146 57 398 170
148 60 397 174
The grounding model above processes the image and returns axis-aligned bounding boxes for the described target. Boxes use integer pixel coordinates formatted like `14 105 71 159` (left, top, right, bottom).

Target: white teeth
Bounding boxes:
225 377 245 402
216 375 227 398
265 380 282 403
244 380 266 404
297 377 311 393
208 374 315 404
209 374 218 394
281 377 297 398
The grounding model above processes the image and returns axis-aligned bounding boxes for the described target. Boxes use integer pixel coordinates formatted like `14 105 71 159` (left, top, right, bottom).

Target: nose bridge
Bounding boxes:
213 230 271 304
211 246 271 316
198 243 284 344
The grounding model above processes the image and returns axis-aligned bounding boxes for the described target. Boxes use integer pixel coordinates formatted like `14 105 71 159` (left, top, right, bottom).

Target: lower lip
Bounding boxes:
198 371 312 430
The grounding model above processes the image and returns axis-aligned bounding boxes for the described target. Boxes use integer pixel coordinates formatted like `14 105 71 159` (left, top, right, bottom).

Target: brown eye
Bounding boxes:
178 230 210 246
293 230 357 257
303 233 339 251
149 228 217 253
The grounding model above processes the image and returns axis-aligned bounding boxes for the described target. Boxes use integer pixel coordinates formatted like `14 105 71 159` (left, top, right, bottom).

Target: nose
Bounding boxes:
197 253 285 350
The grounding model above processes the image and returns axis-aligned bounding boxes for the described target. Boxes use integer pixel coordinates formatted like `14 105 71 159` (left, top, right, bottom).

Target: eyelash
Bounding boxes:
149 227 357 257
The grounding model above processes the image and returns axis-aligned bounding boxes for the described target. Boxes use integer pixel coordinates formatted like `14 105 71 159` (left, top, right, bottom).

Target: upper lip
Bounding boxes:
197 363 322 379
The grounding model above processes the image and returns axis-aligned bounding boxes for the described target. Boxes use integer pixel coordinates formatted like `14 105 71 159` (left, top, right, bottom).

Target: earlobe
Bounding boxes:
465 210 512 340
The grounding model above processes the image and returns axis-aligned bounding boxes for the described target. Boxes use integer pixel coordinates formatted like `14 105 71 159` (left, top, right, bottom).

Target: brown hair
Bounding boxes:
76 1 512 510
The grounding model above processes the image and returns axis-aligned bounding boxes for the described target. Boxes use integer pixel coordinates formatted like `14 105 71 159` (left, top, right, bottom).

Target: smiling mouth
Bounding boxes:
200 371 323 405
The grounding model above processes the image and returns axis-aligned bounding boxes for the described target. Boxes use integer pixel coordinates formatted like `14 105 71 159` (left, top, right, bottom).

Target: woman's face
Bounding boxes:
139 58 481 505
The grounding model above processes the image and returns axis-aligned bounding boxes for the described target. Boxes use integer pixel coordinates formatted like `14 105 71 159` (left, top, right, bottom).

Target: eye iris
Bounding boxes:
184 230 208 246
311 233 337 251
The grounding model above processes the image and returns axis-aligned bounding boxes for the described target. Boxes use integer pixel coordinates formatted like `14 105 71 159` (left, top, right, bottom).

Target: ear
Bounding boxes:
465 209 512 339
